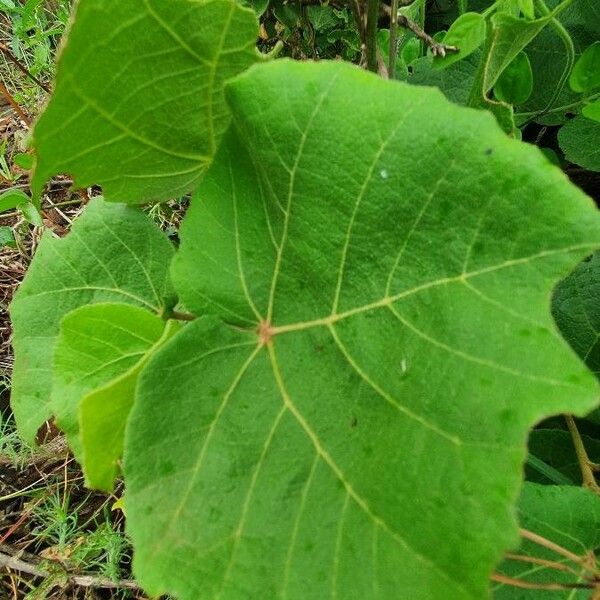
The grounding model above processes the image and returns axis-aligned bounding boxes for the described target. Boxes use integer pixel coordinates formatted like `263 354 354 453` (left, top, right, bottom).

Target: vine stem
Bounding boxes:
491 573 594 591
0 42 51 94
565 415 600 495
520 528 600 575
0 81 30 125
521 0 575 125
366 0 380 72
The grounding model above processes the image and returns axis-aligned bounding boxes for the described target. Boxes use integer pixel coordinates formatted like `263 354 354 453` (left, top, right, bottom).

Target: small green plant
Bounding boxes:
7 0 600 598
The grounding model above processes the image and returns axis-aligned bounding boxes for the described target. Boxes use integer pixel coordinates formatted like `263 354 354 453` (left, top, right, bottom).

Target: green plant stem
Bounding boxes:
526 0 575 124
515 90 600 119
565 415 600 495
388 0 399 77
366 0 379 72
457 0 467 15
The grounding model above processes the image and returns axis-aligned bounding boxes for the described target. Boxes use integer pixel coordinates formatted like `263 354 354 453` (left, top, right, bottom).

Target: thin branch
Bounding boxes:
520 528 600 575
0 550 139 590
365 0 380 72
0 43 51 95
397 14 457 57
0 42 51 94
566 415 600 495
0 81 30 125
491 573 594 590
504 553 585 577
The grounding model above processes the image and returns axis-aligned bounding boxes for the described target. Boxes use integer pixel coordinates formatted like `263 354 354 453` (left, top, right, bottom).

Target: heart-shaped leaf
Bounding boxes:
494 51 533 105
569 41 600 93
124 60 600 599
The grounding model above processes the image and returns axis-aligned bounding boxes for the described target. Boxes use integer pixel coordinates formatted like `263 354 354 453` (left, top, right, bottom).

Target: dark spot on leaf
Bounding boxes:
485 148 493 156
314 344 323 352
350 416 358 428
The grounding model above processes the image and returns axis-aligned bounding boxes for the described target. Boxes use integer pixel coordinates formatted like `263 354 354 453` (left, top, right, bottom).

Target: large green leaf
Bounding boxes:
31 0 259 204
124 60 600 599
10 199 175 442
52 303 180 490
494 483 600 598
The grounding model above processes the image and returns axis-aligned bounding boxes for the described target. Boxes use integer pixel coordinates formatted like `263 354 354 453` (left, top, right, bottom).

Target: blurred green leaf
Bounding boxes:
494 51 533 104
0 226 16 248
19 201 43 227
569 41 600 93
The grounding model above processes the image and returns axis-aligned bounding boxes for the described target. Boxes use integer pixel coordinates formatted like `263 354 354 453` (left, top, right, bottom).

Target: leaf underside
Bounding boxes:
31 0 259 204
495 483 600 599
124 61 600 600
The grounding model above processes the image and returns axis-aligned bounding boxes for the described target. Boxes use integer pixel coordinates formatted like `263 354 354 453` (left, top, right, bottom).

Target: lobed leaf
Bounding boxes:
31 0 259 204
10 199 175 442
125 60 600 599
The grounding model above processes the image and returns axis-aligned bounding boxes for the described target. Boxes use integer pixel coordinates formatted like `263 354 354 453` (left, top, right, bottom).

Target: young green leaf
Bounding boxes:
31 0 259 204
10 199 175 442
125 60 600 600
0 189 30 212
52 303 180 491
0 226 16 248
582 99 600 122
494 51 533 105
433 12 486 69
558 116 600 172
569 41 600 93
12 152 34 170
494 483 600 597
517 0 534 20
482 13 551 92
19 202 43 227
